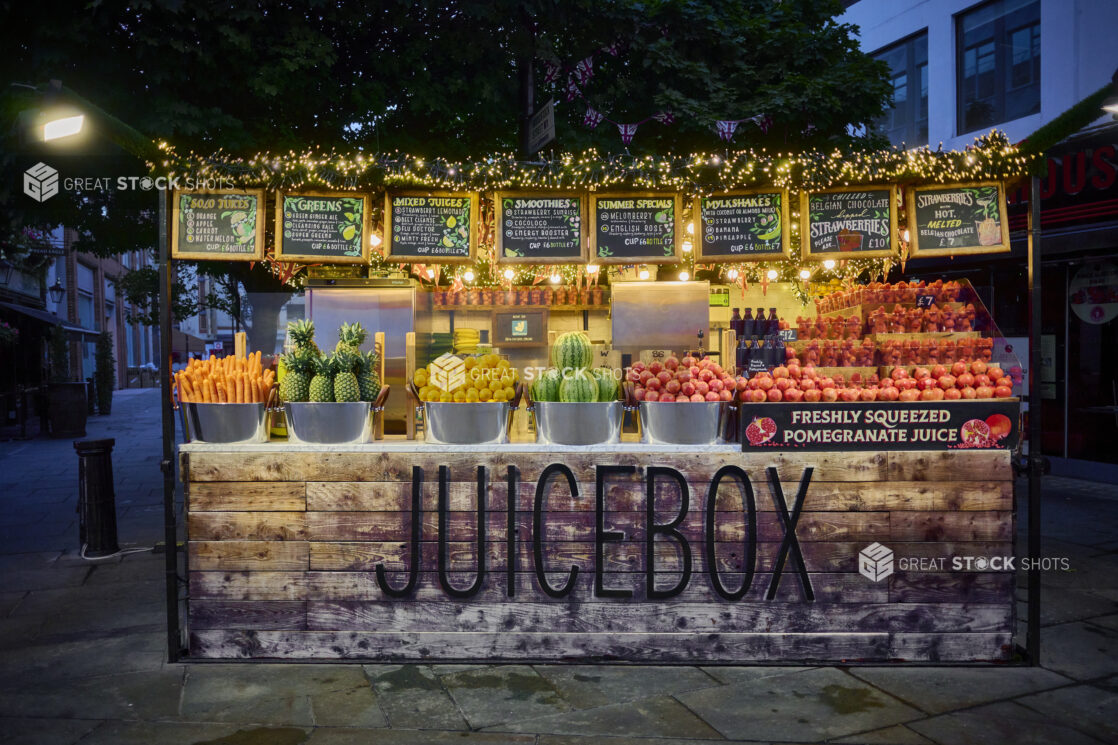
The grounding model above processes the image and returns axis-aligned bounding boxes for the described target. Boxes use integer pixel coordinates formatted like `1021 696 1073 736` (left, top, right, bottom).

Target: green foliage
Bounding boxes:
95 331 115 414
48 325 70 383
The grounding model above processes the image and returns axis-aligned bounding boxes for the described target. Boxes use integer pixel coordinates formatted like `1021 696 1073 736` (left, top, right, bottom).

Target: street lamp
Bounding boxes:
48 279 65 304
42 113 84 141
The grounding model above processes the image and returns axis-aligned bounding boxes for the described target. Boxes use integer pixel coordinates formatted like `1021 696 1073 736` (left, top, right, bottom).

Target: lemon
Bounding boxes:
414 370 428 386
497 358 510 369
442 235 454 248
446 216 457 228
453 390 467 402
342 225 356 241
479 388 492 401
466 389 479 402
439 391 453 402
463 356 477 369
502 385 515 400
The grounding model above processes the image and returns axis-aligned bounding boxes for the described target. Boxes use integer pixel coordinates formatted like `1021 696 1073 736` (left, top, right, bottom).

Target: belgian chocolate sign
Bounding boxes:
801 186 898 260
384 191 479 263
590 193 682 264
495 192 586 264
696 190 791 262
907 182 1010 257
275 192 371 264
741 400 1019 451
171 189 265 261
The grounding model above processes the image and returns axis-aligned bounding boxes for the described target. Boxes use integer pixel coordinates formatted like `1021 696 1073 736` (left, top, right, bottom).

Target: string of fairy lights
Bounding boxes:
151 131 1034 301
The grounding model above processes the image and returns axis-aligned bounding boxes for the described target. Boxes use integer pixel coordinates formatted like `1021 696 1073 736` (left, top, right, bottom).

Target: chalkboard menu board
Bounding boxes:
491 308 548 347
495 191 586 264
800 186 898 260
907 181 1010 257
275 192 371 264
695 189 791 263
384 191 478 263
171 189 265 261
590 193 682 264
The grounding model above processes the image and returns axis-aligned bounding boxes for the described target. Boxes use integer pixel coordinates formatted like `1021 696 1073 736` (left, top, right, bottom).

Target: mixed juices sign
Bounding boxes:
495 192 585 263
590 193 682 264
741 400 1020 452
801 186 897 260
171 189 265 261
384 191 478 263
275 192 371 264
696 190 790 262
907 182 1010 257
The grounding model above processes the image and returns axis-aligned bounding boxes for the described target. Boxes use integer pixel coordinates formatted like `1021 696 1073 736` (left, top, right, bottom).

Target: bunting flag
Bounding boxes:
543 61 562 84
583 107 604 129
617 123 639 144
714 114 770 142
565 78 581 102
716 120 739 142
448 275 464 295
573 56 594 86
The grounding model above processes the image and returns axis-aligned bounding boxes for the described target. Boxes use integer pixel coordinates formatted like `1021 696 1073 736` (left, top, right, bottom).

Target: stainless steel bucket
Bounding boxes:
639 401 728 445
424 401 511 445
181 402 269 444
285 402 373 444
534 401 622 446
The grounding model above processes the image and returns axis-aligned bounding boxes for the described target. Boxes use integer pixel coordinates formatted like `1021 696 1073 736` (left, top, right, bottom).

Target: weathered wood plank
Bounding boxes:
190 571 309 601
189 630 1012 662
306 601 1011 634
933 481 1014 511
189 541 309 571
190 482 306 512
187 450 889 483
188 512 308 541
889 572 1015 603
890 512 1011 542
887 450 1011 482
188 600 307 630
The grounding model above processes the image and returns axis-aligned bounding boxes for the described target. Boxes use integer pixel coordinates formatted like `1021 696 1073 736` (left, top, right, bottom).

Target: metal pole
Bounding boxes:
518 9 535 158
1026 175 1042 664
158 189 181 662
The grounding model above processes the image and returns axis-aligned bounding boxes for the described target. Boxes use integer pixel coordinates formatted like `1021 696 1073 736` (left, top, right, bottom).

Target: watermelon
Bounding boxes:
531 368 563 402
558 367 599 402
590 367 619 401
552 331 592 371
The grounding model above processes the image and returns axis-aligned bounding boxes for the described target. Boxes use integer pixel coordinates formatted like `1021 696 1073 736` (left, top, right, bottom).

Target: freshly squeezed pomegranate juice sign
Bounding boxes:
742 400 1019 451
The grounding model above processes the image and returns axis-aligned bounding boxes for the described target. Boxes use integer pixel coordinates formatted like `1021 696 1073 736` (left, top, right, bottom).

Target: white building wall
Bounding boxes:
841 0 1118 149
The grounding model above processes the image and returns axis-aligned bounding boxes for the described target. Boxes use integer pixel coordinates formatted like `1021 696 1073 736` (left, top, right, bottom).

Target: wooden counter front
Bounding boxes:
179 445 1015 663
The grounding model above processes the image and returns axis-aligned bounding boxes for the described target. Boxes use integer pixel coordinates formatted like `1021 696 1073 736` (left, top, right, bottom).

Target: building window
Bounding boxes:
874 32 928 147
957 0 1040 134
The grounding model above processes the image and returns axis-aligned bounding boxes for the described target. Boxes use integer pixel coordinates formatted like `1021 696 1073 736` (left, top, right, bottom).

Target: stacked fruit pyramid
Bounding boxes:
413 353 520 402
279 320 381 403
530 331 619 403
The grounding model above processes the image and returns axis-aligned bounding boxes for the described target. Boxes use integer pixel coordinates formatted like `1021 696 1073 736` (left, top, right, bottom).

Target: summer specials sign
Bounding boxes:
495 192 586 263
801 186 898 260
741 400 1019 451
171 189 265 261
696 190 791 262
384 191 479 263
590 193 683 264
907 182 1010 257
275 192 371 263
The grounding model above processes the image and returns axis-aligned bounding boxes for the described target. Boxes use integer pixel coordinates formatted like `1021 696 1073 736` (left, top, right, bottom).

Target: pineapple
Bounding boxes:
335 322 368 354
279 348 315 403
358 350 381 402
288 319 319 354
333 349 361 403
308 354 336 403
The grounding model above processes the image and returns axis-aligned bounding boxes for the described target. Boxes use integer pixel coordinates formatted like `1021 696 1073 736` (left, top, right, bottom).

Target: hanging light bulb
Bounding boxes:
799 269 811 280
426 268 435 279
638 268 650 280
727 268 739 280
766 269 778 280
463 270 475 282
678 270 690 281
586 263 599 273
903 228 911 242
502 268 515 280
550 273 561 284
686 222 695 235
369 234 383 247
682 240 693 253
823 259 836 270
711 155 721 165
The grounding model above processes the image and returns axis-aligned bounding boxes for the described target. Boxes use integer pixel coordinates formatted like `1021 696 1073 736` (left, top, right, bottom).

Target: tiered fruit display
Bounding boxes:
628 355 737 403
739 359 1014 403
278 320 380 403
528 332 619 403
414 353 520 402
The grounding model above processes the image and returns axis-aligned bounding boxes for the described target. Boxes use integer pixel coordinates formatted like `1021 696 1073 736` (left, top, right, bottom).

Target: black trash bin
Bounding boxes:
74 438 120 557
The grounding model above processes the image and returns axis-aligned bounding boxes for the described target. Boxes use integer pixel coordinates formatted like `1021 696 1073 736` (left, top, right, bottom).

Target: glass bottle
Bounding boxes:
730 308 743 339
767 307 780 337
741 308 755 339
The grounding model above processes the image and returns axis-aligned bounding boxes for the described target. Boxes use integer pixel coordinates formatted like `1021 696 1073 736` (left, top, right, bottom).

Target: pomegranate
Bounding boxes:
657 370 673 386
860 388 878 401
766 389 783 402
773 365 789 379
699 369 715 383
961 386 977 399
821 388 839 402
705 391 721 402
681 356 697 368
944 388 962 400
774 378 793 392
632 361 647 373
676 394 690 403
960 418 991 446
665 379 681 395
646 378 662 391
994 385 1013 398
710 363 724 376
986 413 1012 439
988 366 1005 382
891 366 909 380
937 374 957 390
649 361 664 374
757 376 774 391
709 378 724 394
957 372 975 388
644 390 660 402
803 389 822 402
785 388 804 402
819 377 835 390
744 416 778 445
694 380 710 396
788 364 803 380
681 382 697 397
750 389 767 403
736 376 749 390
800 379 817 391
676 370 692 384
919 377 939 392
689 365 701 377
639 370 654 385
626 370 642 384
899 388 920 402
719 389 734 402
840 388 860 402
634 387 646 401
913 367 931 380
664 357 680 371
931 365 947 379
975 385 995 399
951 362 968 376
971 360 988 375
803 365 818 379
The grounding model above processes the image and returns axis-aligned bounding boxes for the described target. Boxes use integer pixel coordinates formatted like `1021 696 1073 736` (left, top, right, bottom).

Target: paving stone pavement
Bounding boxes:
1 389 1117 744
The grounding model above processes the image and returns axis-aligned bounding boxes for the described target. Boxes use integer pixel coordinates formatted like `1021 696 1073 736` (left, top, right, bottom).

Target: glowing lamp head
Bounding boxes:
727 268 739 280
502 268 515 280
682 241 693 253
638 269 650 280
586 263 599 273
686 222 695 235
679 270 690 281
766 269 778 280
463 270 475 282
823 259 836 270
799 269 811 280
549 274 561 284
903 229 911 243
42 114 84 141
369 234 383 247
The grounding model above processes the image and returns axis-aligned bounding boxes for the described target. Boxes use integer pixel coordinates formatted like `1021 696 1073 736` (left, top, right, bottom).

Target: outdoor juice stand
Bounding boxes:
162 135 1038 663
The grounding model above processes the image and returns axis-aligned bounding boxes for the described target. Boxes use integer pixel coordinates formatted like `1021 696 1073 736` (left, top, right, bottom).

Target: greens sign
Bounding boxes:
275 192 370 264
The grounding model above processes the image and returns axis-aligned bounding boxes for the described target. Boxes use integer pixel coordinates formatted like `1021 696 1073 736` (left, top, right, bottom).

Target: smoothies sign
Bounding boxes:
275 192 370 264
907 182 1010 257
741 400 1020 452
696 190 791 262
171 189 265 261
495 192 585 263
591 193 682 264
801 186 897 260
384 191 479 263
